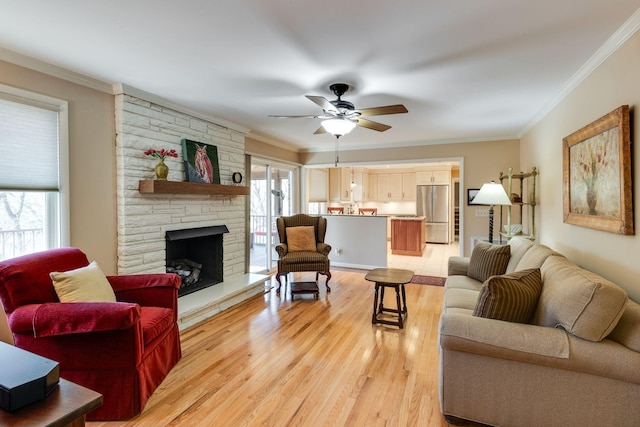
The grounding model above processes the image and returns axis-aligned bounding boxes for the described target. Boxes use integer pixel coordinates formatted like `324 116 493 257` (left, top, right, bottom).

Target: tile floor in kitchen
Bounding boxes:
386 240 460 277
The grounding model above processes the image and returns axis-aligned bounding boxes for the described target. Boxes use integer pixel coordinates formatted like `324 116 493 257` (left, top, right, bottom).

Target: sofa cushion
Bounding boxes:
286 226 316 252
505 237 535 273
534 256 628 341
473 268 542 323
50 261 117 303
467 242 510 283
445 288 482 311
608 300 640 352
515 243 561 271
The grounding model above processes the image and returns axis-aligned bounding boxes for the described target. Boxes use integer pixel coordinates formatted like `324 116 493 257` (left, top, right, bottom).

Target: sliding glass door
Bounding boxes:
249 161 293 273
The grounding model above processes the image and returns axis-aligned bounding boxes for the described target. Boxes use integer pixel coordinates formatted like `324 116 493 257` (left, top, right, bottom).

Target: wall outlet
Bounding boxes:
475 209 490 217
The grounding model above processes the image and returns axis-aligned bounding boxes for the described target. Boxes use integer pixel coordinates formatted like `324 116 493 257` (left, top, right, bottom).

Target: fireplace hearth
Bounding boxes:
166 226 229 297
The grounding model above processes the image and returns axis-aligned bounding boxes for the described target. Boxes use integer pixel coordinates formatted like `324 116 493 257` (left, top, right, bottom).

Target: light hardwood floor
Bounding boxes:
89 269 456 427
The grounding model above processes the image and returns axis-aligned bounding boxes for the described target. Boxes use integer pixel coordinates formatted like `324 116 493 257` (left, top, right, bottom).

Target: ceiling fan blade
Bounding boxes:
356 118 391 132
268 114 319 119
357 104 408 117
306 95 338 113
313 126 327 135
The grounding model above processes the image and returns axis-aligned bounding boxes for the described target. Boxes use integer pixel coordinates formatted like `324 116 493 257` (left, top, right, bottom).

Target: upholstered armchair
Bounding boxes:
275 214 332 291
0 248 182 420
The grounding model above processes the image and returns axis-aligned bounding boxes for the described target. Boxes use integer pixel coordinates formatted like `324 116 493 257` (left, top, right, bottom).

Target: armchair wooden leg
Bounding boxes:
276 272 288 293
317 271 331 291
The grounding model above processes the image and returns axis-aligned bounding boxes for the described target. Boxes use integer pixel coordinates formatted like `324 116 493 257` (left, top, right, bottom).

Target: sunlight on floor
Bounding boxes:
387 241 460 277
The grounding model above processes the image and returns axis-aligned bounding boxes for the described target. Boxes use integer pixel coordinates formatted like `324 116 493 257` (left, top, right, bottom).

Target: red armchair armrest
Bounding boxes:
107 273 180 312
9 302 141 337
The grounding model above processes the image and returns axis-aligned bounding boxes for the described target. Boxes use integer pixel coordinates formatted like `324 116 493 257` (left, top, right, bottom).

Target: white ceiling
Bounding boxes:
0 1 639 153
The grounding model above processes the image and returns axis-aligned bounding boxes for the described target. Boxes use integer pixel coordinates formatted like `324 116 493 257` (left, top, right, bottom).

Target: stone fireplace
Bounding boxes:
114 88 268 329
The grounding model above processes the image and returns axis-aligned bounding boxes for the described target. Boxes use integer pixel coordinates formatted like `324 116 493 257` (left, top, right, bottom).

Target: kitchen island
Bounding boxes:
323 214 387 269
391 216 426 256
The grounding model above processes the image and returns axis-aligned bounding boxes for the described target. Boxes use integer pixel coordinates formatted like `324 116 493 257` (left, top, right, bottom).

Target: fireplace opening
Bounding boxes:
165 225 229 297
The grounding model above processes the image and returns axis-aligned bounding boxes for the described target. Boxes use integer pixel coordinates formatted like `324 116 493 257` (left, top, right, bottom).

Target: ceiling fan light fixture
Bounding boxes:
321 118 356 136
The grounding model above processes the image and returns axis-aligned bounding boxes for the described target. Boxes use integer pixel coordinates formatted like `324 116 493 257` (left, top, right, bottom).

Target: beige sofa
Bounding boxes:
439 237 640 427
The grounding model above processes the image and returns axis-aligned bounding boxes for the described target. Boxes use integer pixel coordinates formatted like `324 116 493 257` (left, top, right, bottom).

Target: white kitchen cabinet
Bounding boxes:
402 172 416 201
353 170 370 202
329 167 352 202
416 169 451 185
377 172 414 201
369 174 378 201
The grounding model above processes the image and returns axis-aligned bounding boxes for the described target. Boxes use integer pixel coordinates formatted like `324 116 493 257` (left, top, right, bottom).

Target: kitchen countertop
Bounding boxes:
391 216 425 220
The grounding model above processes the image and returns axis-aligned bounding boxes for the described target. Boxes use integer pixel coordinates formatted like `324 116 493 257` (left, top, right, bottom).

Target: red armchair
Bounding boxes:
0 248 182 420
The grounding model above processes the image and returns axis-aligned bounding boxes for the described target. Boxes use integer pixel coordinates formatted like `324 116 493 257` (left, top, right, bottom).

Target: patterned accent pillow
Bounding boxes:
467 242 511 282
473 268 542 323
286 226 316 252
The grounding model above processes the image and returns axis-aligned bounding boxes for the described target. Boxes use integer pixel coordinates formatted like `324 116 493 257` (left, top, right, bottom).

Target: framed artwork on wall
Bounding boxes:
467 188 486 205
181 139 221 184
562 105 633 235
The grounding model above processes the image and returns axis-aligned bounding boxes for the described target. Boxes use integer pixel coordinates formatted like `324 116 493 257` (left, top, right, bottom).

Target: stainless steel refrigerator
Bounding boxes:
416 185 449 244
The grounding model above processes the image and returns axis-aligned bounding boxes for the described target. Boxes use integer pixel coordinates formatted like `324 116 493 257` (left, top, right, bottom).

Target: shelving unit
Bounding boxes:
498 167 537 242
138 180 250 196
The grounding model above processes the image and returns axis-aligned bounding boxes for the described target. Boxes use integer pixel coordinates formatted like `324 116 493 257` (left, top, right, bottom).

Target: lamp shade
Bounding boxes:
321 118 356 136
472 182 512 206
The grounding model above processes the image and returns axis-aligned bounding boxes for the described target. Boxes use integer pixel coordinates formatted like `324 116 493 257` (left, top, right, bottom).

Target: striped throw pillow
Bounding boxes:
467 242 511 282
473 268 542 323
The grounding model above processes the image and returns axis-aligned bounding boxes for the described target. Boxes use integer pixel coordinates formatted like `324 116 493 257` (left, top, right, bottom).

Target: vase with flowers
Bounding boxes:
144 148 179 180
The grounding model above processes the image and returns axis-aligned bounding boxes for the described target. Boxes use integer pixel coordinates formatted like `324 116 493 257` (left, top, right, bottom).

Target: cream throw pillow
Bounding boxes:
286 226 317 252
50 261 117 302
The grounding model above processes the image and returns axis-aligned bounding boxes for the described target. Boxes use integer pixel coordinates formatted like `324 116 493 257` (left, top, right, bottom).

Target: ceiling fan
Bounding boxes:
269 83 408 136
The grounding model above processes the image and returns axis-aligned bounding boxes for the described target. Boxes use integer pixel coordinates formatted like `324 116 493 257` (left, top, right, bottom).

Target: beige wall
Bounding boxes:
521 31 640 302
245 136 300 164
0 60 117 273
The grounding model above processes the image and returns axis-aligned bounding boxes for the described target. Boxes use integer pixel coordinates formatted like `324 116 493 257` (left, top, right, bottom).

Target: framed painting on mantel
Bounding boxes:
181 139 221 184
562 105 633 235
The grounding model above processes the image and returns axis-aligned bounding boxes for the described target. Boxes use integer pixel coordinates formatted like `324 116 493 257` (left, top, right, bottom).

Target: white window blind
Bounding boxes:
0 97 59 191
308 168 328 202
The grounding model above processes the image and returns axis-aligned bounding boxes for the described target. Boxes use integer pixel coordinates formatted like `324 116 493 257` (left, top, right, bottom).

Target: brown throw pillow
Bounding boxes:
286 226 316 252
473 268 542 323
467 241 510 282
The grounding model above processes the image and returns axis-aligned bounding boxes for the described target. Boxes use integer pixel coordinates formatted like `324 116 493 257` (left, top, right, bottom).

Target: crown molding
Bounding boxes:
113 83 250 135
0 47 113 94
520 7 640 137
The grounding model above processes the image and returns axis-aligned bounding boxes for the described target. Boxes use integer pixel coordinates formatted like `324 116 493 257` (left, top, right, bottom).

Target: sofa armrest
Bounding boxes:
10 302 141 337
108 274 180 311
447 256 470 276
439 312 570 359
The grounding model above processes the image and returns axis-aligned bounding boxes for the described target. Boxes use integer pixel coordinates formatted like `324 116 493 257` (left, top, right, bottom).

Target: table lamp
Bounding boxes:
471 181 512 243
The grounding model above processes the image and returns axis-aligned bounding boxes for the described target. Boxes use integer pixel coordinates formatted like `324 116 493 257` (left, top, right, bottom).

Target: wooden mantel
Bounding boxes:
139 180 250 196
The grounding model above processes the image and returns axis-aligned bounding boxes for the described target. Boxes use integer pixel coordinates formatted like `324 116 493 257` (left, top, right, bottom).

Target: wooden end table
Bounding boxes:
0 377 102 426
365 268 414 329
290 281 319 300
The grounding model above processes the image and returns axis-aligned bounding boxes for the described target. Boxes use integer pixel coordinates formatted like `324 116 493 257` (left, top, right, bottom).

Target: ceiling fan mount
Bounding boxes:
269 82 408 135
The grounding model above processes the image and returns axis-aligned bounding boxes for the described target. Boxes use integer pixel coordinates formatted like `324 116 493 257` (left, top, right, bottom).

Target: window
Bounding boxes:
0 85 69 260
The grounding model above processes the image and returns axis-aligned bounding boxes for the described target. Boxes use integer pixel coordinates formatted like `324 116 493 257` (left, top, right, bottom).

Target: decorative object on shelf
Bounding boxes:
181 139 220 184
471 181 512 244
563 105 633 235
232 172 243 184
503 223 523 235
510 193 522 203
144 148 178 180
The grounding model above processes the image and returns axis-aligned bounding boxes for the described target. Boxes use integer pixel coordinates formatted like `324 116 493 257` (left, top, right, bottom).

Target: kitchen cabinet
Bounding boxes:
391 217 425 256
369 174 378 201
416 169 451 185
329 167 352 202
377 173 415 201
353 170 370 202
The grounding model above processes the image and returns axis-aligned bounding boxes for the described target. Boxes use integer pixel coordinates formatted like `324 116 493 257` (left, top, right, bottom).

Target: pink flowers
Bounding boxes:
144 148 179 160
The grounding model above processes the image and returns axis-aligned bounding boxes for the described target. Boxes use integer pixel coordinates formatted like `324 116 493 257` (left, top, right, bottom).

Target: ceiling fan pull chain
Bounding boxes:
334 136 340 166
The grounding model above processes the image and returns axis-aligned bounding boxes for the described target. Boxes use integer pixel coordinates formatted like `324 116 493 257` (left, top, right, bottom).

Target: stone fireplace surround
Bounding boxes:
114 86 268 330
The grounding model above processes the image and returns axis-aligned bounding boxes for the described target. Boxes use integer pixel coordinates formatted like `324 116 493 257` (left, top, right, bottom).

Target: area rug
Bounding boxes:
410 275 446 286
